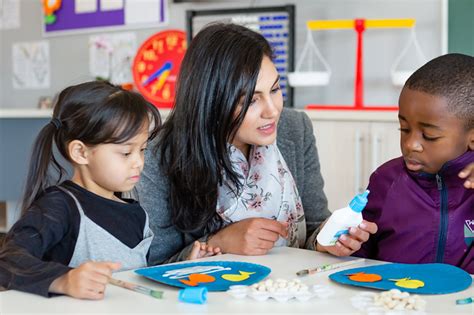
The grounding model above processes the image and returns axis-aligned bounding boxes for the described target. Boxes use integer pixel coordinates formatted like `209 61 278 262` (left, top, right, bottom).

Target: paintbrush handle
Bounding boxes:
297 258 365 276
109 277 163 299
109 277 137 290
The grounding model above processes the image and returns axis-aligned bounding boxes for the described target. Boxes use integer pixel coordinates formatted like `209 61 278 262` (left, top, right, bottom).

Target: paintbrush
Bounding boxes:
109 277 163 299
296 258 365 276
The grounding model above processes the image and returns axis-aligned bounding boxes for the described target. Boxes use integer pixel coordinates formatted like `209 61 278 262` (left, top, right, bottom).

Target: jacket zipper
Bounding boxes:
435 174 448 263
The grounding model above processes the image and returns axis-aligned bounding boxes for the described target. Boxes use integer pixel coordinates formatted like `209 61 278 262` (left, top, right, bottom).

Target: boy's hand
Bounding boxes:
49 261 121 300
458 162 474 189
187 241 221 260
316 220 378 256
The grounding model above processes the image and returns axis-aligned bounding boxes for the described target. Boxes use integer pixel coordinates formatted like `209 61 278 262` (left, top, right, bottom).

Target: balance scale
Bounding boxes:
289 18 425 111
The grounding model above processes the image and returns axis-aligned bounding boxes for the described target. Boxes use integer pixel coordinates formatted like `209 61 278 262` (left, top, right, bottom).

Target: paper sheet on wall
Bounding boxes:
89 32 137 84
0 0 20 29
125 0 160 25
75 0 97 14
12 41 50 89
101 0 124 11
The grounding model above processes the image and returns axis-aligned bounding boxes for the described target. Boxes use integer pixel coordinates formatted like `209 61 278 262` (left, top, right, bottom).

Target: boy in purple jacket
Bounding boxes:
353 53 474 274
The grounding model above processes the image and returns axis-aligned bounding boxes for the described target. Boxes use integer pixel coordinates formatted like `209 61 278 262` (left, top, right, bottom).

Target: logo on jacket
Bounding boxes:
466 220 474 233
465 220 474 247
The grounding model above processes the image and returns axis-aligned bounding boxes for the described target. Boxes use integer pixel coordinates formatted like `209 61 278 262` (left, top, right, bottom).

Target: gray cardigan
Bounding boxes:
137 108 330 265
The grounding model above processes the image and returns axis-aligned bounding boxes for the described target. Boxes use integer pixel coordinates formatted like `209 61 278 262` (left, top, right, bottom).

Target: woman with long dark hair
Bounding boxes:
138 23 378 264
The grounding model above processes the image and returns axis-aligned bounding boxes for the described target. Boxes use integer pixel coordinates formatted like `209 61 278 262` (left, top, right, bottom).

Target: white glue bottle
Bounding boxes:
316 190 370 246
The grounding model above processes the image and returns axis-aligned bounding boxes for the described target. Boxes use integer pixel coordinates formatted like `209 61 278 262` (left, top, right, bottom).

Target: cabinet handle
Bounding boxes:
354 130 364 194
371 133 381 173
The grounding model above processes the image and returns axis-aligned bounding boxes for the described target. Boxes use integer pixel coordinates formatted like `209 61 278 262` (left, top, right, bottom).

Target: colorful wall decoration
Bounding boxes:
42 0 167 36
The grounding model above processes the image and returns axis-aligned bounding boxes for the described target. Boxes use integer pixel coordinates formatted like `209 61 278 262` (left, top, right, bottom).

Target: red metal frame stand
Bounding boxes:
306 19 398 111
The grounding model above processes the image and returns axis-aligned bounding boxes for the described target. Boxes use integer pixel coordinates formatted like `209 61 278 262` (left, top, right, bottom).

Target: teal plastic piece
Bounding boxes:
178 287 208 304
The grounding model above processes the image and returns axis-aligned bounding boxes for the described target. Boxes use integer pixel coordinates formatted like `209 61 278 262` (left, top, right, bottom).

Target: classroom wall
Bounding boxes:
448 0 474 55
0 0 445 110
0 0 451 203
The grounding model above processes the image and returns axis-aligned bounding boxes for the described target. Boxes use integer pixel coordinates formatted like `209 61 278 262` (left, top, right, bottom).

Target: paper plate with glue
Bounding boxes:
135 261 271 291
329 263 472 294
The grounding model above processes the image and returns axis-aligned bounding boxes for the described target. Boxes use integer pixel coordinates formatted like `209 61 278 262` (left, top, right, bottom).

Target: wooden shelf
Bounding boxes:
0 108 173 119
0 108 53 118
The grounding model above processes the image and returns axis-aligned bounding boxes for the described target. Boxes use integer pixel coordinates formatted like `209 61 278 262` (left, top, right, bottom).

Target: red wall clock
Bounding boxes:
132 30 186 108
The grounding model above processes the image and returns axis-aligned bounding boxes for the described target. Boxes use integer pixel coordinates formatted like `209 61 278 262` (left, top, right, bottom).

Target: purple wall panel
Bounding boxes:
45 0 165 34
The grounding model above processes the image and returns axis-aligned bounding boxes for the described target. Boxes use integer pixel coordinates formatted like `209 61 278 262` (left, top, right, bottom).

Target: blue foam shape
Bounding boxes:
329 263 472 295
135 261 271 291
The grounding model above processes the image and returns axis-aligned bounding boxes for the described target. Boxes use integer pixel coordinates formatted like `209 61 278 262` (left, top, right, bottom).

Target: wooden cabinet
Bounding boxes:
307 111 400 211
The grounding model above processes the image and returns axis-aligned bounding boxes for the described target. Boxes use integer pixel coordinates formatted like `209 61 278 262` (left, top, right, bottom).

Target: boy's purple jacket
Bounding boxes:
354 151 474 274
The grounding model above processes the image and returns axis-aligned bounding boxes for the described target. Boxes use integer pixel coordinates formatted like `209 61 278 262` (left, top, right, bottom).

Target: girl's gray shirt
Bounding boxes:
137 108 330 265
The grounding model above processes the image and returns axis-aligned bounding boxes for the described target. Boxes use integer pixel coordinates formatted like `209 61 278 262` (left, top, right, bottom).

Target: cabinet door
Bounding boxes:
368 122 401 174
312 120 369 211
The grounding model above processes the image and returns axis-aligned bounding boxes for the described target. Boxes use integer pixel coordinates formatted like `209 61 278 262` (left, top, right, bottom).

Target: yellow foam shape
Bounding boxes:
391 277 425 289
221 271 256 282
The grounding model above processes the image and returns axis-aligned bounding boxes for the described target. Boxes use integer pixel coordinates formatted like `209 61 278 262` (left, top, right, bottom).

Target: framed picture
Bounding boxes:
186 5 295 107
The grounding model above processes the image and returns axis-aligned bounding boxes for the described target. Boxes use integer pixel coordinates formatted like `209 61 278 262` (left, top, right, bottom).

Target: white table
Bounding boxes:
0 247 472 314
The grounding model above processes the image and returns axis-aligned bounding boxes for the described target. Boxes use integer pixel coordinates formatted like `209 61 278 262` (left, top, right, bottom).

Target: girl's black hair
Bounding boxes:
21 80 161 215
158 23 273 234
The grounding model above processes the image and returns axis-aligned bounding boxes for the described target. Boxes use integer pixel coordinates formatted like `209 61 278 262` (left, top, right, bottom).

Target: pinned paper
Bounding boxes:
12 41 50 89
89 32 136 84
75 0 97 14
100 0 123 11
0 0 20 29
125 0 160 25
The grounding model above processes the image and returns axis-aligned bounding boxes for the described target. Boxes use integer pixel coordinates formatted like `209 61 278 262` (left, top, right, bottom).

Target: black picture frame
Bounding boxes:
186 5 295 107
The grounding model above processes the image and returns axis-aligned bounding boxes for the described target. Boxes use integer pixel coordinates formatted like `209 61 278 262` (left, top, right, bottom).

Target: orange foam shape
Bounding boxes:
348 272 382 282
179 273 216 286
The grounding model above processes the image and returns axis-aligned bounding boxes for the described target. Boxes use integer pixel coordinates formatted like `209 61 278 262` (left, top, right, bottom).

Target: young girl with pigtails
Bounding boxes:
0 81 219 299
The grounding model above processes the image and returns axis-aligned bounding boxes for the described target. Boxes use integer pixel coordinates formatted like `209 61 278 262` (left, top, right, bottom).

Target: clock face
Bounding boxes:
132 30 186 108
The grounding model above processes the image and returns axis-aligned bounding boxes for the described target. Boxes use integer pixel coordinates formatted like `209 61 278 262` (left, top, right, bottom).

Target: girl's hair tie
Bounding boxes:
50 118 62 130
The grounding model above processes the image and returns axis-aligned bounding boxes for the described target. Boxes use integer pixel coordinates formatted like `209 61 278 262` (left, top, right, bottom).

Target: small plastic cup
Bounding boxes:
227 285 249 299
249 290 270 302
178 287 208 304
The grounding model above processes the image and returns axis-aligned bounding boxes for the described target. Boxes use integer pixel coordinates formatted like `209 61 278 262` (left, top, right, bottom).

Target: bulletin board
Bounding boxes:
186 5 295 107
43 0 168 36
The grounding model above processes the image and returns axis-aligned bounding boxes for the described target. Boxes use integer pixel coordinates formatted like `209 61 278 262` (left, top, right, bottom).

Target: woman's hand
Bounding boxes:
316 220 378 256
459 162 474 189
187 241 221 260
49 261 121 300
207 218 288 255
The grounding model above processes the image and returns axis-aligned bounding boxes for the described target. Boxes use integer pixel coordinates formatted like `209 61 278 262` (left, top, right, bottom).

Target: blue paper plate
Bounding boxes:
135 261 271 291
329 263 472 294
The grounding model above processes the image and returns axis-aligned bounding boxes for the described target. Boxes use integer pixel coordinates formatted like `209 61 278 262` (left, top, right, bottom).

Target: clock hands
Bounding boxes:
142 61 173 87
